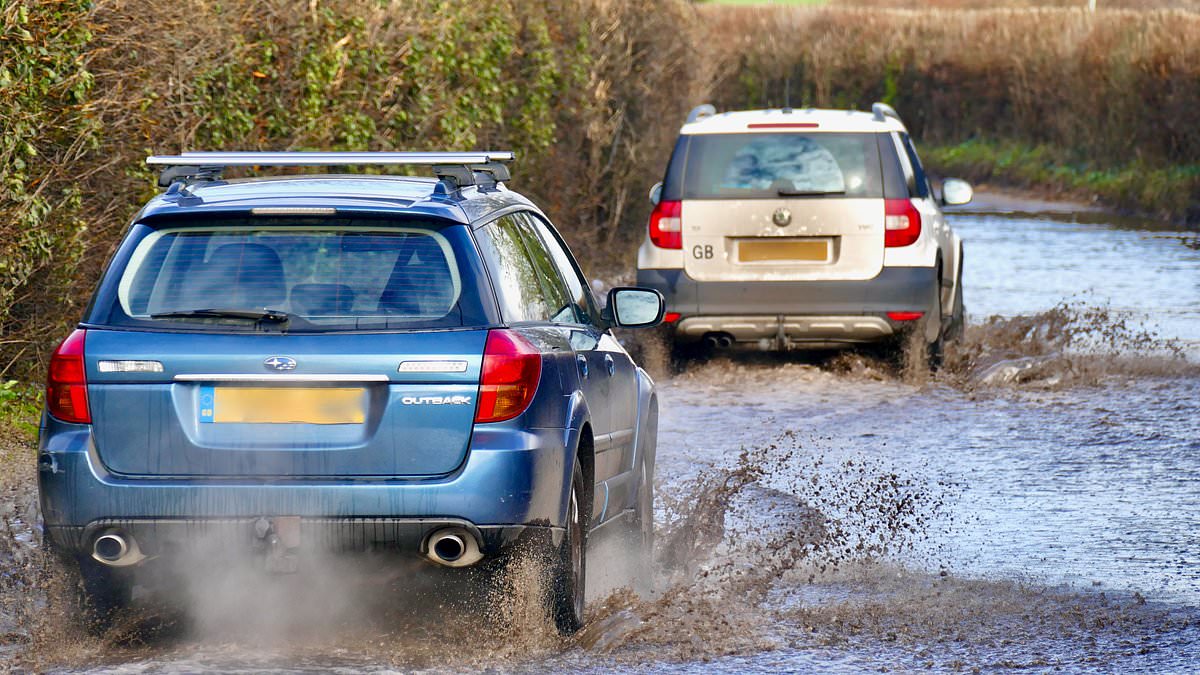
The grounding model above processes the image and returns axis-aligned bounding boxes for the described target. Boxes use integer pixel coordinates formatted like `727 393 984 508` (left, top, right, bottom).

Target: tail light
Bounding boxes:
475 329 542 423
649 200 682 249
887 311 925 321
884 199 922 248
47 329 90 424
663 312 682 323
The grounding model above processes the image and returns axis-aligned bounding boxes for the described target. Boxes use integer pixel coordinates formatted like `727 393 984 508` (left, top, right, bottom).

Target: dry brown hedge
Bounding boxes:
702 6 1200 167
2 1 1198 379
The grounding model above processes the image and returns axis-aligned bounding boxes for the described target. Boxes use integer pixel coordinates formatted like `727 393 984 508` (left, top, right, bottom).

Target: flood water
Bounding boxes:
4 193 1200 672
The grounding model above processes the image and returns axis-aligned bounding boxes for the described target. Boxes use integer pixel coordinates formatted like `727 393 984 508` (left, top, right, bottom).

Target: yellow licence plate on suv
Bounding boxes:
199 387 367 424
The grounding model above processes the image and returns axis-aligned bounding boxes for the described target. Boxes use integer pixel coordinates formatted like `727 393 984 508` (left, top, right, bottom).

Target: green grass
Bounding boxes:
0 380 42 440
923 139 1200 224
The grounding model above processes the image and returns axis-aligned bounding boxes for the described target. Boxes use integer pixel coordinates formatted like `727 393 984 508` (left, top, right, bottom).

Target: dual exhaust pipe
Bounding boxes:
704 333 735 349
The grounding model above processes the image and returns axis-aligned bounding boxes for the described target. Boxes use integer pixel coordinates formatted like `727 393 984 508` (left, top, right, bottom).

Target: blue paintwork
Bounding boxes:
135 176 535 226
40 417 571 529
85 330 487 477
38 173 659 563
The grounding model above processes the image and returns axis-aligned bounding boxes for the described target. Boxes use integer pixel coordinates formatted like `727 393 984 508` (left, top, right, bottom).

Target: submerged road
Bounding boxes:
13 193 1200 673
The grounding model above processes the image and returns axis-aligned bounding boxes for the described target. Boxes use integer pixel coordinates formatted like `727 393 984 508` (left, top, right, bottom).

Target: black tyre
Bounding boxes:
944 246 966 342
921 266 946 370
550 461 587 633
631 409 657 594
669 340 707 369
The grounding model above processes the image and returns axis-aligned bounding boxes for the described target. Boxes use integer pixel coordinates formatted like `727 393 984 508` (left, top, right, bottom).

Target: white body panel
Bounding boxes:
637 105 968 329
681 199 885 282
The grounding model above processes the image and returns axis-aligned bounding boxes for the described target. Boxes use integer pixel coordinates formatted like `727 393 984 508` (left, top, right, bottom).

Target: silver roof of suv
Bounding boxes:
680 106 908 135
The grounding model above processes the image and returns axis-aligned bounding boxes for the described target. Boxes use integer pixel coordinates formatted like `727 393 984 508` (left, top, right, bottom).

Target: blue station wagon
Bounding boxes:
38 152 664 633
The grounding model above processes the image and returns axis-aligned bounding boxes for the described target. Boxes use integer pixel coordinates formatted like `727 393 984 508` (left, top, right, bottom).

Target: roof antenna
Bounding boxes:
782 75 793 114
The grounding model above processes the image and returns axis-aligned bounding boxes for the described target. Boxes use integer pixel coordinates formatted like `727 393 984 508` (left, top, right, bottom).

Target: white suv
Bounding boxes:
636 103 973 360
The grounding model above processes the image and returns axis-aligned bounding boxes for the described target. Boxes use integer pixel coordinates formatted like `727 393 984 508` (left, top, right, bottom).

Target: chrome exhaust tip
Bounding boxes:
92 530 146 567
433 533 465 562
94 534 127 562
704 333 735 349
424 527 483 567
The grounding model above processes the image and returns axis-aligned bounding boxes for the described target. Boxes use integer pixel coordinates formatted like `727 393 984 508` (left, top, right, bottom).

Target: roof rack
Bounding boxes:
871 102 902 124
145 151 515 190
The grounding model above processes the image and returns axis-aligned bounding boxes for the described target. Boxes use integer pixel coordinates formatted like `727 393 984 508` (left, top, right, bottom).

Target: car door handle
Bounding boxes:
577 354 589 379
603 354 615 376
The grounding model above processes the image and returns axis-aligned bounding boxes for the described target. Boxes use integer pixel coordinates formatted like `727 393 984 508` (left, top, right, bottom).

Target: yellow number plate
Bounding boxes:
737 238 830 263
211 387 366 424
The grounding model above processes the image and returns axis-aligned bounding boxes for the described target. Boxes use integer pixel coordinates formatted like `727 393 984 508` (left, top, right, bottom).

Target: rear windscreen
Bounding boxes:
94 220 490 332
682 132 883 199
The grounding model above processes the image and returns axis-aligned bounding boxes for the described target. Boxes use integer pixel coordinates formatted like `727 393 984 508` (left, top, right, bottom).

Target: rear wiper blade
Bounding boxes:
777 189 846 197
150 308 291 324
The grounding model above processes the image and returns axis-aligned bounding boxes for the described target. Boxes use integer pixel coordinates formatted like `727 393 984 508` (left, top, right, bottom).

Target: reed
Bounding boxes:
703 6 1200 168
701 5 1200 219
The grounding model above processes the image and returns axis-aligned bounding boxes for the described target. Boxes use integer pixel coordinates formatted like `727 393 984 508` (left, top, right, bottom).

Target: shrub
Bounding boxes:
0 0 95 376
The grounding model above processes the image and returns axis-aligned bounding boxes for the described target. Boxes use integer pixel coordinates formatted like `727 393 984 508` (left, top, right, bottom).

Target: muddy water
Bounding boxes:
6 194 1200 672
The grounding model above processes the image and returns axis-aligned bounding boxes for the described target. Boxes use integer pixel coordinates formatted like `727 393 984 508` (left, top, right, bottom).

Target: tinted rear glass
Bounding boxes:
682 132 883 199
94 219 491 332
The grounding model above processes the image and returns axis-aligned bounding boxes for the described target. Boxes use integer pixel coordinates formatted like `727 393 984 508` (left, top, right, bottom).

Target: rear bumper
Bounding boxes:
38 419 573 559
675 315 894 344
47 517 538 560
636 266 937 345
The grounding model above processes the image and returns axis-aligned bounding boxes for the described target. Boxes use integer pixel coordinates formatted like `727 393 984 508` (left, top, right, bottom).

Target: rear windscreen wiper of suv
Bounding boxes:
777 189 847 197
149 308 292 326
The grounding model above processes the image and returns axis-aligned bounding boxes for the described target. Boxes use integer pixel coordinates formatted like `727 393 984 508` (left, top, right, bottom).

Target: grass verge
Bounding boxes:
0 382 42 442
922 139 1200 225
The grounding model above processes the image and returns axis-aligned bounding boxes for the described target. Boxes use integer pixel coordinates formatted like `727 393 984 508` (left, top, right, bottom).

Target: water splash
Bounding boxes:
633 302 1195 391
941 303 1195 390
577 431 954 657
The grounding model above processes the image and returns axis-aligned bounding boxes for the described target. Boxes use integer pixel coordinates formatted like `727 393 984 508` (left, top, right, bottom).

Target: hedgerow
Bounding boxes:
1 1 1196 379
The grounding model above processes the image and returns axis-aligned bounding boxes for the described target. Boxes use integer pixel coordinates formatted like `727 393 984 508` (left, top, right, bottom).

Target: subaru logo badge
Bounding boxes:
772 208 792 227
264 356 297 371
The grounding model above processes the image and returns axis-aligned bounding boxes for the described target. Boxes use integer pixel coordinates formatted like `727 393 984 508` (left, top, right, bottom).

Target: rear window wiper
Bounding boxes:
777 189 846 197
149 308 292 325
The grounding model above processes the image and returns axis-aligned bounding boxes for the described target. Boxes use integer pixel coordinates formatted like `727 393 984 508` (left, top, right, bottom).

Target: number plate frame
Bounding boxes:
735 238 832 264
198 386 367 424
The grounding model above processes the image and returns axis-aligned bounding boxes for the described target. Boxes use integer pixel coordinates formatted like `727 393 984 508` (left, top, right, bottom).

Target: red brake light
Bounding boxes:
887 311 925 322
649 200 682 249
47 329 90 424
663 312 682 323
475 330 542 424
884 199 922 248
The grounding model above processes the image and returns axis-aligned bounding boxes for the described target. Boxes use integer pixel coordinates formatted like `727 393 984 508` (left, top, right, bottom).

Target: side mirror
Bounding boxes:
648 182 663 206
941 178 973 206
604 287 665 328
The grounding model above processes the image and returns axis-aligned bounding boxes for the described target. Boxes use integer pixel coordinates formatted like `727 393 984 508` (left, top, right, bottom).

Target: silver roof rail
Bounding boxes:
871 102 902 124
686 104 717 124
145 151 514 189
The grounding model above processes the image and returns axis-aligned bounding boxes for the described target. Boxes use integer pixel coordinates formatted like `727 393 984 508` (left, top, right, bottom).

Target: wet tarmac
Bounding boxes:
3 193 1199 672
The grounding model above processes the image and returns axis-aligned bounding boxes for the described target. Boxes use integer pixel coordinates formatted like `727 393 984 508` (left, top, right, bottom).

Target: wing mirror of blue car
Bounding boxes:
649 182 663 206
941 178 974 206
604 287 666 328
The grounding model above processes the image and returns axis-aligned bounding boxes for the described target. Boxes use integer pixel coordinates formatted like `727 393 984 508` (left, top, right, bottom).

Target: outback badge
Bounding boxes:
263 356 297 371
